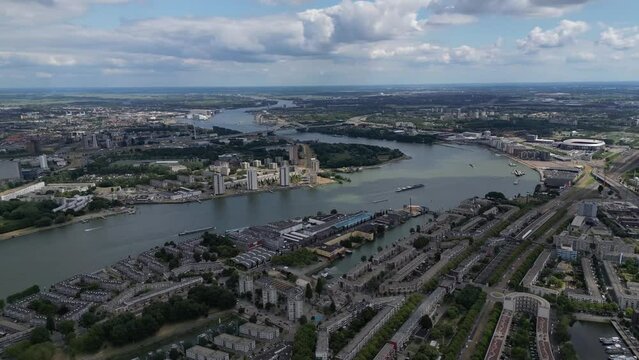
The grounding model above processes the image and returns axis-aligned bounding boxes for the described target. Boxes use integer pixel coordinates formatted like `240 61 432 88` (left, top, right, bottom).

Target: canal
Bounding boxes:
570 321 619 360
0 104 539 299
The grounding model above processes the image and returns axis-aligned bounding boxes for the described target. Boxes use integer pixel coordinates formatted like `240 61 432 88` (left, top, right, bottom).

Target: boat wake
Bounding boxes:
84 227 102 232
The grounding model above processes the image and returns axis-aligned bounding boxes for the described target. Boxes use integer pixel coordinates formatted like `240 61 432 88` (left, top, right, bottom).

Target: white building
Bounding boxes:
239 322 280 340
213 174 225 195
0 182 45 201
287 288 304 321
238 274 254 294
247 168 258 190
213 334 255 354
309 158 320 173
38 155 48 170
279 166 290 187
186 345 229 360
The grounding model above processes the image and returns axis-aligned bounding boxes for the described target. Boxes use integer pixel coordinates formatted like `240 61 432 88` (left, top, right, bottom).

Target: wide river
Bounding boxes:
0 103 539 299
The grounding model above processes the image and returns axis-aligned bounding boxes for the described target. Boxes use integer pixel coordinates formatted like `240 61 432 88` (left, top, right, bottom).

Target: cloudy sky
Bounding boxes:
1 0 638 87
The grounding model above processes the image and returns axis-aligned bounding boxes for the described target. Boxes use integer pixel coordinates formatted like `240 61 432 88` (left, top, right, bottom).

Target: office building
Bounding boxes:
279 166 290 187
213 174 225 195
287 288 304 321
288 145 299 165
38 155 48 170
247 168 258 190
239 322 280 340
186 346 229 360
213 334 255 354
238 274 254 294
82 134 91 149
0 160 21 183
309 158 320 173
578 201 598 219
26 139 41 155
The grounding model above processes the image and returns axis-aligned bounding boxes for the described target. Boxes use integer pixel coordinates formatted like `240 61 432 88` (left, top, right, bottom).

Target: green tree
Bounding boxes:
413 345 439 360
419 315 432 330
511 347 528 360
57 320 75 336
291 323 316 360
485 191 506 201
305 284 313 300
46 316 55 331
414 236 429 249
315 278 324 295
30 327 50 344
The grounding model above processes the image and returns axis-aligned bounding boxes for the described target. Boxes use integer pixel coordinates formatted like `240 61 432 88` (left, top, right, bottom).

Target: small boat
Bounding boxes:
513 179 519 185
396 184 425 193
372 199 388 204
469 163 474 168
601 337 621 345
509 162 517 167
512 169 526 177
345 249 353 255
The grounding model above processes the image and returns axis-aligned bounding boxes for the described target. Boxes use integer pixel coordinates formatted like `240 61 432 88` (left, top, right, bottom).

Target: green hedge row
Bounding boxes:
509 245 543 290
441 291 487 360
471 302 503 360
353 294 424 360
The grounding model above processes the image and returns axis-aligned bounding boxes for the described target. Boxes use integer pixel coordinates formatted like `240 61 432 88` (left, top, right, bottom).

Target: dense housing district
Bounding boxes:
2 87 639 360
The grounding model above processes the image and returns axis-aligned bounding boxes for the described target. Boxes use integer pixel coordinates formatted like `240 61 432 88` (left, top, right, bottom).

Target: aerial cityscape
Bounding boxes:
1 1 639 360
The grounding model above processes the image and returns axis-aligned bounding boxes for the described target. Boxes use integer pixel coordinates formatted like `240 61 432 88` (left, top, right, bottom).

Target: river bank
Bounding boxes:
122 154 410 206
0 207 136 242
0 131 540 299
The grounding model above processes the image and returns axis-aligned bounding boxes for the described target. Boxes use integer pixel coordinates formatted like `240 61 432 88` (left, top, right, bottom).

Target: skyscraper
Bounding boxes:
213 173 225 195
26 139 41 155
247 168 258 190
279 165 290 187
309 158 320 173
91 134 98 148
288 145 299 165
38 154 48 170
309 158 320 184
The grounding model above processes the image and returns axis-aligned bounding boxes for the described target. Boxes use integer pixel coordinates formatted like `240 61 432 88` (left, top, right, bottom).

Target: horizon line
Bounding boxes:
1 80 639 91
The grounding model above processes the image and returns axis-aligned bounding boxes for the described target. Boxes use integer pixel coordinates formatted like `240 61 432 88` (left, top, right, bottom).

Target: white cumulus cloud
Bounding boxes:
600 26 639 50
517 19 589 52
431 0 593 17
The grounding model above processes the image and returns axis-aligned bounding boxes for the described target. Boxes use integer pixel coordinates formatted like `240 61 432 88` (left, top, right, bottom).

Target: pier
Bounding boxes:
612 320 639 358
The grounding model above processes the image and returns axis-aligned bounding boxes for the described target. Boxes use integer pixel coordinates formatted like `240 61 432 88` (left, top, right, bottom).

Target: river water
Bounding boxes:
569 321 619 360
0 103 539 299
